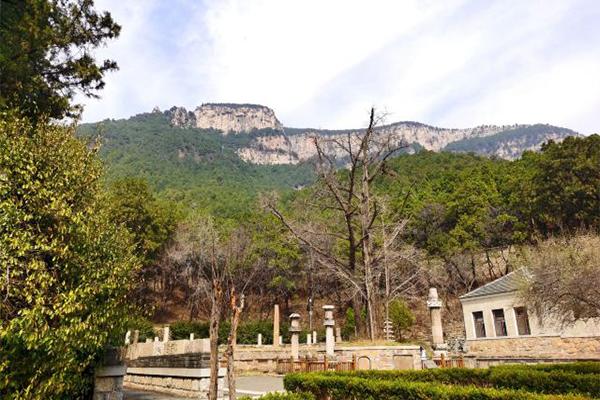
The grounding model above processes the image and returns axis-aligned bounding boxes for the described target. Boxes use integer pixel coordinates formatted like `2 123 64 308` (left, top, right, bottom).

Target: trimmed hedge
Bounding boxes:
320 365 600 397
284 373 589 400
240 393 314 400
495 362 600 376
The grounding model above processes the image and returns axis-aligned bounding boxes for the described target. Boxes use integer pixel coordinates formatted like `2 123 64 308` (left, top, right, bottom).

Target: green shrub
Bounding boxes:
170 321 209 340
127 317 156 342
284 373 589 400
325 365 600 397
494 362 600 375
239 392 314 400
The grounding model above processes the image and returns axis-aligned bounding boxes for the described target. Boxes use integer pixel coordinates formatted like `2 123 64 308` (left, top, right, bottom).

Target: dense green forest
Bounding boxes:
78 112 315 219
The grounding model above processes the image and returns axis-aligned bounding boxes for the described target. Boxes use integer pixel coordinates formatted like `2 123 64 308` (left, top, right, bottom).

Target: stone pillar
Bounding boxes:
273 304 280 347
312 331 317 344
427 288 446 354
132 330 139 345
307 333 312 345
163 326 170 342
279 336 283 345
154 336 159 342
93 348 126 400
335 327 342 343
145 338 152 343
289 313 301 360
257 333 262 346
190 333 195 341
323 305 335 356
124 330 131 345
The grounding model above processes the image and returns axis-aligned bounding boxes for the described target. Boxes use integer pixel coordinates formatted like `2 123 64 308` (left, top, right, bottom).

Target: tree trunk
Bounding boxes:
226 290 243 400
208 279 223 400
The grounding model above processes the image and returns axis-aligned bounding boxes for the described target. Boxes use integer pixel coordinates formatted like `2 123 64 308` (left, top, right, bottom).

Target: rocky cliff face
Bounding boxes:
165 103 578 164
238 123 526 164
166 103 282 133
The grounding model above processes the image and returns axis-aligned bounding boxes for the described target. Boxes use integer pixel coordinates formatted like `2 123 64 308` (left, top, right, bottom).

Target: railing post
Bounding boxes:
352 354 357 370
440 352 446 368
324 354 328 370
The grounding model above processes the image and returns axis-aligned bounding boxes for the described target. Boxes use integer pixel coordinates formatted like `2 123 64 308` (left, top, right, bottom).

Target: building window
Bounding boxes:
492 309 507 336
473 311 486 338
514 307 531 335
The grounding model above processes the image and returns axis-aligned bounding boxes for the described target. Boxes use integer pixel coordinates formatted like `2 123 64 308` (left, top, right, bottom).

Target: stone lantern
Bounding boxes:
323 305 335 356
289 313 301 360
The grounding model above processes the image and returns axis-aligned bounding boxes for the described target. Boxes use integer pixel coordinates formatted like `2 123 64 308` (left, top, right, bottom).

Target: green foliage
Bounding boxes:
0 0 120 119
322 363 600 397
284 372 588 400
105 177 181 264
126 317 156 343
505 362 600 375
509 135 600 235
388 299 415 340
77 113 315 221
0 114 139 398
444 125 577 157
342 308 356 340
240 392 314 400
168 319 285 345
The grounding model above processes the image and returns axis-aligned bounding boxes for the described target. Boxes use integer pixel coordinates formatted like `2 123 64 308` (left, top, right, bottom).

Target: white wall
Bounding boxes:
461 291 600 340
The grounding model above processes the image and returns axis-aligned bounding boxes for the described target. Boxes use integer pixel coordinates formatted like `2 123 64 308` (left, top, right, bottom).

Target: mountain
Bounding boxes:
78 103 579 216
164 104 579 164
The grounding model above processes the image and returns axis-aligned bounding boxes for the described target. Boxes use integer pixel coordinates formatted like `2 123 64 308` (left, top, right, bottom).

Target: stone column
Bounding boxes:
132 330 139 345
323 305 335 356
257 333 262 346
335 327 342 343
163 326 170 342
312 331 317 344
273 304 280 347
289 313 301 360
190 333 195 341
306 333 312 345
427 288 446 353
124 330 131 345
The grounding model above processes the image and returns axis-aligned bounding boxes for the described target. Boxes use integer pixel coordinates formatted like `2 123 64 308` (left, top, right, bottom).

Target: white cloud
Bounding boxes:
78 0 600 134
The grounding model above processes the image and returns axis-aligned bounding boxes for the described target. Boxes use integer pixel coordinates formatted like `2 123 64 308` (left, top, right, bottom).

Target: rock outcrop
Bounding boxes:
166 103 282 133
164 103 578 164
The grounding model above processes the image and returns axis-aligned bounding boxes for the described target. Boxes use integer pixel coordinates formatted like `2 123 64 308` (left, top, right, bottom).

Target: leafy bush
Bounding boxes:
240 392 314 400
0 115 139 398
324 364 600 397
284 373 588 400
127 317 156 342
502 362 600 375
170 321 209 340
388 299 415 340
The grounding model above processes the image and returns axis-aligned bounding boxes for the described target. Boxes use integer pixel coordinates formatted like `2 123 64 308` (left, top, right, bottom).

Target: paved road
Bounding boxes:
124 375 284 399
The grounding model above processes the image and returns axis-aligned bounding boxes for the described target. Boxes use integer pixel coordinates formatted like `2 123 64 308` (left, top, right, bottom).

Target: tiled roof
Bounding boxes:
459 269 526 300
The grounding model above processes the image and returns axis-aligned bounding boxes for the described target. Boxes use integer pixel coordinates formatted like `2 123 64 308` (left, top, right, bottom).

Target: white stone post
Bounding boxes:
257 333 262 346
124 330 131 345
312 331 317 344
163 326 170 342
289 313 301 360
323 305 335 356
335 327 342 343
190 333 195 341
306 333 312 345
273 305 280 347
427 288 446 354
132 330 139 345
279 335 283 345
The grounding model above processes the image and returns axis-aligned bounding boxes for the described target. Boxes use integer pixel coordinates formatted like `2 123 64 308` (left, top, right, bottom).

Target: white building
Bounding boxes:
459 270 600 361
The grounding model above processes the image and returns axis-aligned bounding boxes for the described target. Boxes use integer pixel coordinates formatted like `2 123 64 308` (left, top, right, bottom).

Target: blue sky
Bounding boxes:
79 0 600 134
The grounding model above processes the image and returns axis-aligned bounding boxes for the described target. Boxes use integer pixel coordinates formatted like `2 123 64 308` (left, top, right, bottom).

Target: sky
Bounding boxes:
78 0 600 134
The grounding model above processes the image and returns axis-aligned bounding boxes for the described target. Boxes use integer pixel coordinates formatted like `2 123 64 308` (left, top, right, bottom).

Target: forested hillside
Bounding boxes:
78 112 314 219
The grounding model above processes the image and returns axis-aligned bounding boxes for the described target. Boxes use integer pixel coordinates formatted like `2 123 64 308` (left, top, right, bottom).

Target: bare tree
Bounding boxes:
267 108 413 340
518 234 600 325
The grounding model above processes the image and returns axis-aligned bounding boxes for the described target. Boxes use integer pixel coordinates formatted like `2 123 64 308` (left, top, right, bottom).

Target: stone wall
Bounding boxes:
94 348 126 400
466 336 600 361
124 368 225 399
230 344 422 373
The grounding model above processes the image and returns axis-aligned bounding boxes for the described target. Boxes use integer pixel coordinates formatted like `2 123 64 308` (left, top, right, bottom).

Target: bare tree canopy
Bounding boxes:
518 234 600 325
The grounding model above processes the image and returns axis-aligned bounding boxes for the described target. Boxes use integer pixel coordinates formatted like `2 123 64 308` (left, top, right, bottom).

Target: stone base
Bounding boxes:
94 366 127 400
466 336 600 360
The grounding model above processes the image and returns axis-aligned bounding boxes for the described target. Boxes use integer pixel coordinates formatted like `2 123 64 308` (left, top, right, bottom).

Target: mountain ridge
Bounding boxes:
158 103 577 163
